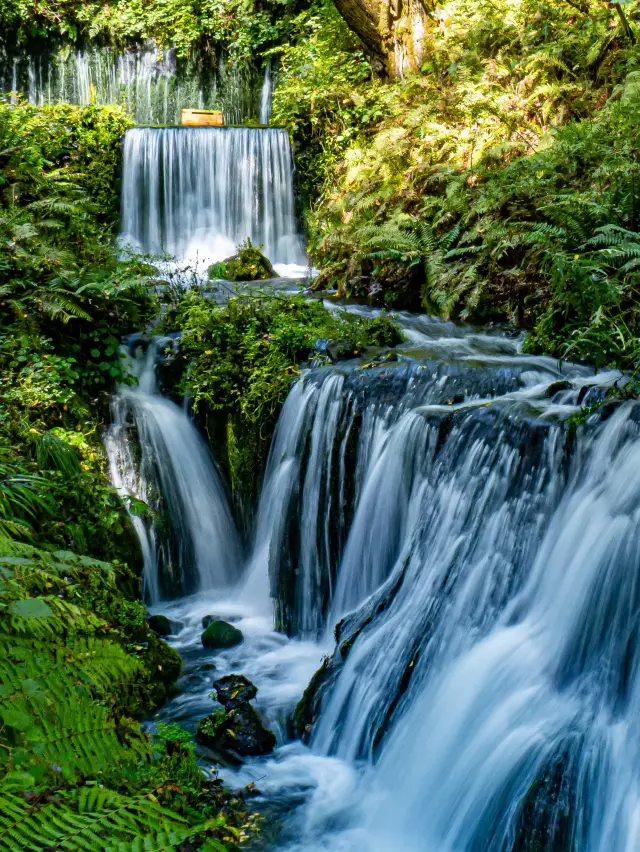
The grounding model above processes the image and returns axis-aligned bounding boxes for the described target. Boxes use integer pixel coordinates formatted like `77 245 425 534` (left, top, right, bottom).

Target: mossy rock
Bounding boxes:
208 238 276 282
147 614 183 636
213 673 257 707
122 632 183 717
201 620 243 650
196 674 276 759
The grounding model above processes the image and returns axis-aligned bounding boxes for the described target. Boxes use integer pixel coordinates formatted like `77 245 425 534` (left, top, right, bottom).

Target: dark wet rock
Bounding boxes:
577 384 606 407
213 674 257 708
196 674 276 759
544 380 571 398
293 560 409 742
202 614 241 628
147 614 183 636
201 620 243 650
326 340 360 362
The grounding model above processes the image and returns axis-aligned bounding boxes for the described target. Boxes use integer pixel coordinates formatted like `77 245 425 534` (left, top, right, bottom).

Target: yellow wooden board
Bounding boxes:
181 109 224 127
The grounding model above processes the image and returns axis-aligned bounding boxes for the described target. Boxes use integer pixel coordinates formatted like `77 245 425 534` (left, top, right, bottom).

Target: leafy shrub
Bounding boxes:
274 0 640 371
0 537 253 851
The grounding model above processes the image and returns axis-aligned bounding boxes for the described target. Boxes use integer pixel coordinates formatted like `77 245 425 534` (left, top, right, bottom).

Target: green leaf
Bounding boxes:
10 599 53 619
1 707 32 731
2 770 36 790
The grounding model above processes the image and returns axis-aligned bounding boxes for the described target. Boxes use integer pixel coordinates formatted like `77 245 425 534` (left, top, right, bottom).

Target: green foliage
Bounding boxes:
0 0 306 61
208 261 228 279
159 289 401 519
216 238 277 281
273 0 640 369
0 537 252 851
0 100 157 560
271 1 382 202
166 289 401 424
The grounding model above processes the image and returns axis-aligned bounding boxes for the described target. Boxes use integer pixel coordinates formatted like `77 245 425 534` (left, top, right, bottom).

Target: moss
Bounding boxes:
292 657 330 740
209 238 277 281
201 620 244 649
122 632 183 718
157 289 403 526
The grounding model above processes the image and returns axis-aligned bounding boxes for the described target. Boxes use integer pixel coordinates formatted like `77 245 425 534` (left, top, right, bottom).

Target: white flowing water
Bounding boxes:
105 337 241 603
0 43 256 125
259 61 272 124
119 126 307 276
118 308 640 852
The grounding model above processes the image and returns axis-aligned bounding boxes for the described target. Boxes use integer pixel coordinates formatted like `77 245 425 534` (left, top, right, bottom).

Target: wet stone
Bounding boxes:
201 619 243 650
196 674 276 760
213 674 257 708
147 614 183 636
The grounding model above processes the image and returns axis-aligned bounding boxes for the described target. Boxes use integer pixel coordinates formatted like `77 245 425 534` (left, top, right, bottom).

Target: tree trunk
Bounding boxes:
332 0 431 77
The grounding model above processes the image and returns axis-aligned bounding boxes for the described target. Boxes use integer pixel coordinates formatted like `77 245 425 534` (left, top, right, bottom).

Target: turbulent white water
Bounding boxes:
105 337 241 603
119 126 307 275
0 44 256 125
108 306 640 851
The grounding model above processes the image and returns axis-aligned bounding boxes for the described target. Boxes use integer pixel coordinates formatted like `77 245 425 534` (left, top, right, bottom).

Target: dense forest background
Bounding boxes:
1 0 640 848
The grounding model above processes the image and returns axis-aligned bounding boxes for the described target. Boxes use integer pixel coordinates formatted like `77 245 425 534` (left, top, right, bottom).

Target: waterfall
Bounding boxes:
0 44 256 125
293 402 640 852
259 61 272 124
253 323 580 637
101 298 640 851
227 311 640 852
105 337 241 603
119 126 306 272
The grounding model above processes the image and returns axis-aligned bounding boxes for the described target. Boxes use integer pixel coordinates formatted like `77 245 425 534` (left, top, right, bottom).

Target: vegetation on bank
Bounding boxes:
159 289 401 526
0 102 256 850
273 0 640 371
0 0 306 61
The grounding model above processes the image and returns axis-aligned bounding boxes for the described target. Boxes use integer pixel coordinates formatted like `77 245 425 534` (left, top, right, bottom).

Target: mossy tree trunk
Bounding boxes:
332 0 431 77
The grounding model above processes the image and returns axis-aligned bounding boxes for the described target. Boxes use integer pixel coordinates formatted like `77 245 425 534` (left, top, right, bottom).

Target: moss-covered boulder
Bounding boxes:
196 674 276 759
201 620 243 650
213 673 257 707
208 238 276 282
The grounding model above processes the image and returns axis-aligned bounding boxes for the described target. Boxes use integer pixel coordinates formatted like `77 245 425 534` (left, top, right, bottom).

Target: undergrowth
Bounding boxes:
160 289 401 526
0 537 254 851
274 0 640 371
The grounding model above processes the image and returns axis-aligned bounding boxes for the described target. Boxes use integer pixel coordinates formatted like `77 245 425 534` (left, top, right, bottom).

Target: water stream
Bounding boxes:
107 300 640 850
105 336 241 602
99 82 640 849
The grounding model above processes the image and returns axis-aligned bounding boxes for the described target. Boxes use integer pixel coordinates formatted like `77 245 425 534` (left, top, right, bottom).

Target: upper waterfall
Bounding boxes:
259 61 272 124
119 126 306 274
0 44 256 125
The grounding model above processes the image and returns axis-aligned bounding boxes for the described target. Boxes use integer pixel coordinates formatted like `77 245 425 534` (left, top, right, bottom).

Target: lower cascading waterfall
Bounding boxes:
293 403 640 852
105 308 640 852
119 126 307 273
105 336 241 603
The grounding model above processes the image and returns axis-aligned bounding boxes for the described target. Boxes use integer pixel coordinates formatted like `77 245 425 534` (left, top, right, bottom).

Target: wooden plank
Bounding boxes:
181 109 224 126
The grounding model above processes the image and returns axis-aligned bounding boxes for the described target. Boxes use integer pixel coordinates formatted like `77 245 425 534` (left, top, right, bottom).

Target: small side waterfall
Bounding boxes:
0 44 256 125
105 337 241 603
119 126 306 272
259 61 272 124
